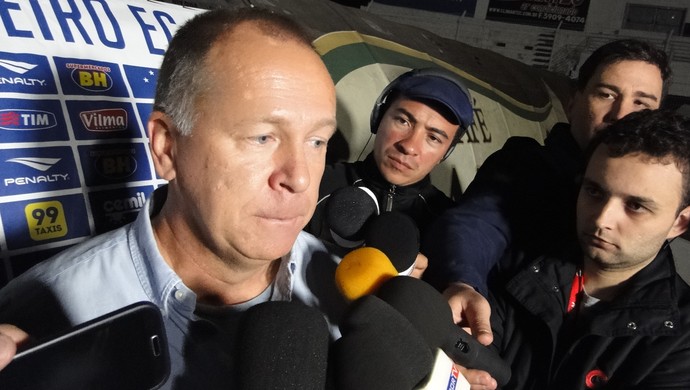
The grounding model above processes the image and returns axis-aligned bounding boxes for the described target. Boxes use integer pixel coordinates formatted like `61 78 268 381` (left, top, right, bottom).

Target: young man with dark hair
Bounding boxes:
489 109 690 388
306 67 474 276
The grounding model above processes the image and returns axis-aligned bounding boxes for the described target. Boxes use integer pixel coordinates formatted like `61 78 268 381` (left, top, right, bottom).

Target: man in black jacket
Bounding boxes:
489 109 690 389
305 67 474 275
423 41 671 381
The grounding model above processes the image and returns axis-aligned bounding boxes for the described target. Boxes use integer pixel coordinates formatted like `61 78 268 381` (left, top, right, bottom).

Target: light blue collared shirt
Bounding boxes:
0 186 346 388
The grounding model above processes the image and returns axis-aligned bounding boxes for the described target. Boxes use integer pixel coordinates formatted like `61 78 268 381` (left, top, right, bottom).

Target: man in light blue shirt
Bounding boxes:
0 7 344 388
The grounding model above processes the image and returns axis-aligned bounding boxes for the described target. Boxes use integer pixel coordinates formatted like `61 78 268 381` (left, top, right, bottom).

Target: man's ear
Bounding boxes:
148 111 177 181
668 205 690 240
565 91 579 122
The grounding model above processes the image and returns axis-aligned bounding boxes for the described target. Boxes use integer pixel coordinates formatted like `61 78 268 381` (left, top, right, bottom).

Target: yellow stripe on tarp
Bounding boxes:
313 31 552 120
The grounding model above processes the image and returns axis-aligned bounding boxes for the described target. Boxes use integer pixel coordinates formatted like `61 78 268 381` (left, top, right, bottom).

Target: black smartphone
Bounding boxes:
0 301 170 390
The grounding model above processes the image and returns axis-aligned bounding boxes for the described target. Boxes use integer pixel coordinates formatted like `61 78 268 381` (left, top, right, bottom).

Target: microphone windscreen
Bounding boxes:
376 276 512 387
333 295 433 389
236 301 329 390
335 247 398 301
364 211 420 274
326 186 379 246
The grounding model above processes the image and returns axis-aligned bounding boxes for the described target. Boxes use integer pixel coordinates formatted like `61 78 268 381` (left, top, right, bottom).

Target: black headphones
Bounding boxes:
369 67 473 160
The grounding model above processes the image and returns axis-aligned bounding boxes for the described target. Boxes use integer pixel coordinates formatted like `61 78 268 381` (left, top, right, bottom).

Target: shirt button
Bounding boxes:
664 320 674 329
552 286 560 293
532 264 541 272
627 322 637 330
174 290 186 301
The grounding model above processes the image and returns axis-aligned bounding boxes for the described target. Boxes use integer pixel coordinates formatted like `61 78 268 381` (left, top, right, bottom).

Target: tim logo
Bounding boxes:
91 149 138 179
0 109 57 131
79 108 127 132
67 63 112 92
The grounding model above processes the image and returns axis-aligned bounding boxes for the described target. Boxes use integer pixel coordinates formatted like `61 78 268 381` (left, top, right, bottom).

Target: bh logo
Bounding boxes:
67 63 112 92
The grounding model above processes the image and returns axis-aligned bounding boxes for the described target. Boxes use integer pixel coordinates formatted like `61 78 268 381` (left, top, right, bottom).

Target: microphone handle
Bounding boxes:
442 326 511 387
414 349 470 390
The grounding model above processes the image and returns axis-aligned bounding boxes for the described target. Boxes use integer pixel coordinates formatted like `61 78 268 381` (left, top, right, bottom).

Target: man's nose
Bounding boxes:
270 144 310 193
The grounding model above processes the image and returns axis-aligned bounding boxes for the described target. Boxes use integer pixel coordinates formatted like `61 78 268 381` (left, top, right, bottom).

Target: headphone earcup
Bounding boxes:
370 87 393 135
369 101 382 134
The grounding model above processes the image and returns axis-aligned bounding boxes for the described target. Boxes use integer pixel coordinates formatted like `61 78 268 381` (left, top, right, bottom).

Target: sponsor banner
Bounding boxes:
66 100 142 140
89 185 154 234
0 194 91 250
0 98 68 142
486 0 589 31
78 143 153 186
0 52 57 94
0 0 202 282
54 57 128 97
0 146 80 196
373 0 476 16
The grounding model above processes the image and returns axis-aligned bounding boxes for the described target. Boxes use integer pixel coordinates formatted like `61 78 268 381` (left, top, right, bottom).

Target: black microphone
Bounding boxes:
325 186 379 248
376 276 512 387
364 211 420 275
236 301 330 390
333 294 433 389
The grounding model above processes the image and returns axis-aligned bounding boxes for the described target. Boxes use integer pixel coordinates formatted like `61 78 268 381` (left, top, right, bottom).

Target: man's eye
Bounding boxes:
394 116 410 126
310 139 327 148
584 186 602 198
627 202 647 213
428 134 442 144
254 135 271 144
634 100 653 109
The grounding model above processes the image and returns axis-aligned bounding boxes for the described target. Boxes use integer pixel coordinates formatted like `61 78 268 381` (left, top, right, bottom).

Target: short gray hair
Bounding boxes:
152 7 313 135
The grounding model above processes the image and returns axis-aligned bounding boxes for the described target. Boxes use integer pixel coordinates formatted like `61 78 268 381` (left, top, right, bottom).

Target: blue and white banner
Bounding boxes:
0 0 203 285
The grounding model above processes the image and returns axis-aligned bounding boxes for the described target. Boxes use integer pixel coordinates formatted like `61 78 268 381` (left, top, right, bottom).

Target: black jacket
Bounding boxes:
424 123 583 294
305 153 453 253
490 243 690 389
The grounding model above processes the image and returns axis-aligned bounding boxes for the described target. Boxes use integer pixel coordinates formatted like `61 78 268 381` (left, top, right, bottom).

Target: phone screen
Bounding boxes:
0 301 170 390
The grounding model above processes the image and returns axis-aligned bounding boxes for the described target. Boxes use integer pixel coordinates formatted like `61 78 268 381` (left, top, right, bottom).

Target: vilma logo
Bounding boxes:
79 108 128 132
67 62 112 92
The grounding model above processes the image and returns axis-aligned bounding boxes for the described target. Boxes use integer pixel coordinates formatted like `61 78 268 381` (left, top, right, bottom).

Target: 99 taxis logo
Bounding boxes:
25 201 68 241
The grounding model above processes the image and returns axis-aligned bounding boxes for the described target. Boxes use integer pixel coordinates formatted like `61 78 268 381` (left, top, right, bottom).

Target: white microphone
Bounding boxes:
415 349 470 390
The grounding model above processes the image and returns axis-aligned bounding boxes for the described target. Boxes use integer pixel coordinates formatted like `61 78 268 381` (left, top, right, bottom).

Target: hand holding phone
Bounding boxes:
0 301 170 390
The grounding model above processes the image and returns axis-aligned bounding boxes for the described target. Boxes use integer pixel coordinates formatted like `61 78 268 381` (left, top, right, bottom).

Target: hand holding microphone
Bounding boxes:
334 248 511 387
376 276 511 387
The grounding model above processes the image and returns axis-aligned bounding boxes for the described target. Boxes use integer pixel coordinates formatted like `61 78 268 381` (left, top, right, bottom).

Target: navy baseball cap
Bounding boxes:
393 68 474 131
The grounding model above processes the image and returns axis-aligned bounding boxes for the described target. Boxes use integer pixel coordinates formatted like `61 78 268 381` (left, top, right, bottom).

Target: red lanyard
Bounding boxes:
567 269 584 313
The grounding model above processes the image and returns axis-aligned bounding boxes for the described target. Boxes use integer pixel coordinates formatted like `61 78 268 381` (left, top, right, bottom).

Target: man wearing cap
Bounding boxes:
305 67 474 276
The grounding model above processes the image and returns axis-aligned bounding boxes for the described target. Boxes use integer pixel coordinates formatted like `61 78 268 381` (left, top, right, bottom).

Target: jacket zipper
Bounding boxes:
385 185 396 212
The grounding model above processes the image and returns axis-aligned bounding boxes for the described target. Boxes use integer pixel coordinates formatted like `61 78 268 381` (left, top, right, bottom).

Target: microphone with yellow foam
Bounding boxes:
334 246 398 301
333 247 469 390
333 248 511 387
